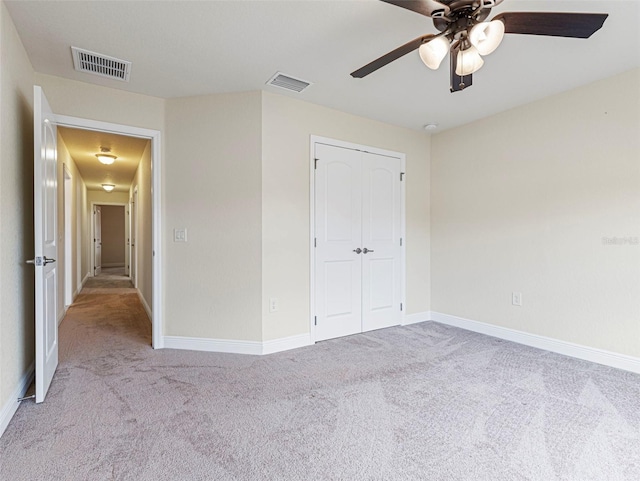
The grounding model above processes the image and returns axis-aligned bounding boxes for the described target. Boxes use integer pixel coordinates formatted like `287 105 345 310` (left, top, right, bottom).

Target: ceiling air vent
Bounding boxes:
266 72 311 93
71 47 131 82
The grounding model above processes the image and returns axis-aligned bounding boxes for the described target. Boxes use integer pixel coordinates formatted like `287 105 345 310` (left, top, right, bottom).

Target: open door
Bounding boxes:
94 205 102 276
29 86 59 403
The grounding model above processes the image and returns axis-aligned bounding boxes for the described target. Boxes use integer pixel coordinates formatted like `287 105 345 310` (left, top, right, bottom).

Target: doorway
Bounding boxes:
52 114 163 349
311 137 406 342
91 204 127 275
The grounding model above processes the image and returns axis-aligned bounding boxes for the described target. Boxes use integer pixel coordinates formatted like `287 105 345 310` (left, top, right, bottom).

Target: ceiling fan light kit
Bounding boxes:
469 19 505 55
351 0 608 93
456 44 484 76
419 36 449 69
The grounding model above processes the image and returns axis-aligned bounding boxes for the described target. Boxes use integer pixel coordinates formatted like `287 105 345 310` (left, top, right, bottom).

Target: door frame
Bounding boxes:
130 186 138 288
53 113 164 349
309 135 406 343
63 164 73 309
90 201 127 276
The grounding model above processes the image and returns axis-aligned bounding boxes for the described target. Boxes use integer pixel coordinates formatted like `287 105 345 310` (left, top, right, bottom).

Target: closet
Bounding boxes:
314 141 404 341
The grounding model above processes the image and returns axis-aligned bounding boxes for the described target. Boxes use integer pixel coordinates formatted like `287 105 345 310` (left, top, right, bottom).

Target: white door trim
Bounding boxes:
63 164 73 308
52 114 164 349
309 135 406 343
130 186 138 289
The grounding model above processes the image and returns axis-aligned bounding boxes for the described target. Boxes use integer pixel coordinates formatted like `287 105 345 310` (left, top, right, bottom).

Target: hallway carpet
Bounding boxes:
1 292 639 480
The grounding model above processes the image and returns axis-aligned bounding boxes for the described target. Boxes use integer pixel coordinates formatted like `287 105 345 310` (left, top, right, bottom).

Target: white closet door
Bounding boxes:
361 152 402 331
315 143 362 341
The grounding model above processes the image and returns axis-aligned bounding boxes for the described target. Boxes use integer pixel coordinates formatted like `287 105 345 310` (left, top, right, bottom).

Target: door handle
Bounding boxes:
353 248 362 254
26 256 55 266
363 248 374 254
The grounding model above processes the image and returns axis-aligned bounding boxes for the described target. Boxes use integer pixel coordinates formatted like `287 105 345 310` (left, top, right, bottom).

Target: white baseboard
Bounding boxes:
136 289 152 323
163 332 313 356
430 312 640 374
0 362 35 439
263 333 312 354
163 336 263 355
81 272 90 288
57 308 66 326
402 311 430 326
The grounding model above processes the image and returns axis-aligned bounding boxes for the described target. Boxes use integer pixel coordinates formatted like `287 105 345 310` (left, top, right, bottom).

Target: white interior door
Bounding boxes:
32 85 58 403
361 152 402 331
94 205 102 276
315 144 362 341
314 143 403 342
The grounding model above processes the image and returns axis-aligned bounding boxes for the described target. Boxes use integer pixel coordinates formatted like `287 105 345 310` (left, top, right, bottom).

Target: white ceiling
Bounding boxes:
58 127 149 193
5 0 640 131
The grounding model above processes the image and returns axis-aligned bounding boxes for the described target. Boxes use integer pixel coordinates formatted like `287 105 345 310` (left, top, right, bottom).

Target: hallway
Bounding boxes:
83 267 134 291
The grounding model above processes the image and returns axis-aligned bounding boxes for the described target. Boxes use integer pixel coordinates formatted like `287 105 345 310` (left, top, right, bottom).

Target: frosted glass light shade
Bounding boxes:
96 154 116 165
102 184 115 192
419 36 449 70
456 46 484 76
469 20 505 55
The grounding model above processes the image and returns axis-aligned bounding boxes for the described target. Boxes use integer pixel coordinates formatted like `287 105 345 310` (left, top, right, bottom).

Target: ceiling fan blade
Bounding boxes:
380 0 450 18
351 34 434 78
493 12 608 39
450 44 472 93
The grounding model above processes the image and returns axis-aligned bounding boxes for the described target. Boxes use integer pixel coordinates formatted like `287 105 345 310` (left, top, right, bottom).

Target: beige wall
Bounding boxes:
0 0 35 420
131 141 152 311
34 73 164 132
100 205 125 266
87 190 129 205
164 92 263 341
56 133 85 314
261 92 431 341
431 68 640 358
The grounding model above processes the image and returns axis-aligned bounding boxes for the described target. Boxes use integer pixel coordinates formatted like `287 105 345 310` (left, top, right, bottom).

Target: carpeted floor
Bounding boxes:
1 291 639 480
83 267 134 290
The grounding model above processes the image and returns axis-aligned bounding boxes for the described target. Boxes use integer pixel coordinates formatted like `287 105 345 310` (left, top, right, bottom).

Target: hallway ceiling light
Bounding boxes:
96 147 116 165
102 184 115 192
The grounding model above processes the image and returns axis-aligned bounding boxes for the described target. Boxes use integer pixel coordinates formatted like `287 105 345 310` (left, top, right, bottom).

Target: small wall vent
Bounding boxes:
266 72 312 93
71 47 132 82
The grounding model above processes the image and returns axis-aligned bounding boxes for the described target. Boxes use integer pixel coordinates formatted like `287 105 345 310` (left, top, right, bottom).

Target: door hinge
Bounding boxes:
400 172 405 181
314 238 317 248
400 238 403 246
314 316 317 326
400 303 403 311
314 158 319 169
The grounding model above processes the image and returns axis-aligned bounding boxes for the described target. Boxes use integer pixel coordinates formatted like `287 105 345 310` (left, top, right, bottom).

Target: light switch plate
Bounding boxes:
174 228 187 242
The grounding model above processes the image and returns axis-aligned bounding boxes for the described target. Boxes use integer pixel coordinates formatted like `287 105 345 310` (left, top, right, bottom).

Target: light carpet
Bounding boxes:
1 292 639 480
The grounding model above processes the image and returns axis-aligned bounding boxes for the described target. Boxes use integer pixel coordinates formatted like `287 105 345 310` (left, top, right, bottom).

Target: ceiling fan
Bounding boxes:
351 0 608 92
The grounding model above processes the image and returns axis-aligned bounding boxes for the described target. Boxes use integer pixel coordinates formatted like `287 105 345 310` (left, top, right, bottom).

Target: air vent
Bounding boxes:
71 47 131 82
266 72 312 93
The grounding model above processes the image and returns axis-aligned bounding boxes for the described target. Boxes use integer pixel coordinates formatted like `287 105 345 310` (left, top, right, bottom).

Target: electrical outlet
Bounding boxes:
269 297 279 313
512 292 522 307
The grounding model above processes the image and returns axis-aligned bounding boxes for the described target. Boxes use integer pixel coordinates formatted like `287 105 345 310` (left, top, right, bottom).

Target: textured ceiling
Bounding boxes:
6 0 640 132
